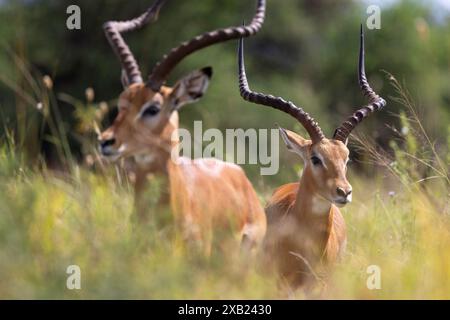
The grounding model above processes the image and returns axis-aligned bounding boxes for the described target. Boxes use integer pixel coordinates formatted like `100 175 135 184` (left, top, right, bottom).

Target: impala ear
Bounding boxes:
168 67 213 111
278 127 312 161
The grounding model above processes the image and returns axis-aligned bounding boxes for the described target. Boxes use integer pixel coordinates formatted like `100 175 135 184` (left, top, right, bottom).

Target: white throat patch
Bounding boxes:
311 195 331 216
134 154 156 165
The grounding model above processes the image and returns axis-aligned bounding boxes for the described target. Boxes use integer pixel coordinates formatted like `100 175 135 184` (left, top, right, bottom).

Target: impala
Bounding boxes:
238 26 386 287
99 0 267 253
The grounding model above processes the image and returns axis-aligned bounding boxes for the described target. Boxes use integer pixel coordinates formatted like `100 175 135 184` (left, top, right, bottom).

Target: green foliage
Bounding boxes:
326 75 450 299
0 109 449 298
0 153 278 299
1 0 449 186
0 0 449 299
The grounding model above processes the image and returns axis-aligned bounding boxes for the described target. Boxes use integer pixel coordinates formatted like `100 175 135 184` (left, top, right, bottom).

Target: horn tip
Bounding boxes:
238 37 245 59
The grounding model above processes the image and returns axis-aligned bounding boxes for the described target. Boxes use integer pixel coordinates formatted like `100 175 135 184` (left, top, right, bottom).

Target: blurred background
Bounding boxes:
0 0 449 300
0 0 449 185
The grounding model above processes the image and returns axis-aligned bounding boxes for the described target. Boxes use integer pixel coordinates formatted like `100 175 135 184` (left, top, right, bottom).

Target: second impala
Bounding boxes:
238 26 387 288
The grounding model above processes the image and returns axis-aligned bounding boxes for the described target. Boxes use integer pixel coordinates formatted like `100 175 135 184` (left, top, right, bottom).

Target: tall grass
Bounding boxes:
0 55 449 298
326 75 449 299
0 53 279 299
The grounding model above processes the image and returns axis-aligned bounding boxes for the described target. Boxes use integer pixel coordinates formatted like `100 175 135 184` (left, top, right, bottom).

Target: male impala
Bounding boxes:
238 26 386 287
99 0 267 253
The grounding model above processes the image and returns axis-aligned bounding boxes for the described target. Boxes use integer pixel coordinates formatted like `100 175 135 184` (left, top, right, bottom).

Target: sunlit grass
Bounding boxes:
1 139 448 299
0 160 280 299
326 75 449 299
327 175 450 299
0 52 449 299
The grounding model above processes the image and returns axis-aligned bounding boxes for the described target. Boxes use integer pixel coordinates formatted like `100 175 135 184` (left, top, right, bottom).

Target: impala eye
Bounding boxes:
311 156 322 166
141 104 160 118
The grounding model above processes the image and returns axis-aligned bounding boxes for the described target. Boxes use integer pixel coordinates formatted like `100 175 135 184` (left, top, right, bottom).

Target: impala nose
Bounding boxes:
100 138 116 148
336 187 352 203
99 138 116 155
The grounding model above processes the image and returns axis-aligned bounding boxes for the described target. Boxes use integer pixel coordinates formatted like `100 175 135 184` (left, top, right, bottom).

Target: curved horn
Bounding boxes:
238 38 325 144
103 0 166 85
333 25 386 142
147 0 266 91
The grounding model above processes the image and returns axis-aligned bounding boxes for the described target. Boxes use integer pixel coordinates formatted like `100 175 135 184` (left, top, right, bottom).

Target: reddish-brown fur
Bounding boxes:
263 132 349 289
100 81 266 254
237 26 384 291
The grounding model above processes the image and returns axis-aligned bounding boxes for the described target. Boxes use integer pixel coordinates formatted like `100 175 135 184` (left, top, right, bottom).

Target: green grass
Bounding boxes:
0 138 448 299
0 58 449 299
0 156 278 299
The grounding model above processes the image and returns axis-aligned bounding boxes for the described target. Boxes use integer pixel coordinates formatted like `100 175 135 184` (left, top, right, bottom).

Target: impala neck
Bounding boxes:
294 167 332 221
133 150 172 220
284 167 334 263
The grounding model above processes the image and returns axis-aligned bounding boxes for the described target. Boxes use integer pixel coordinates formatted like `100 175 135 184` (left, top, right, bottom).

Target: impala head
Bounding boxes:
238 26 386 207
99 0 266 165
99 68 212 163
